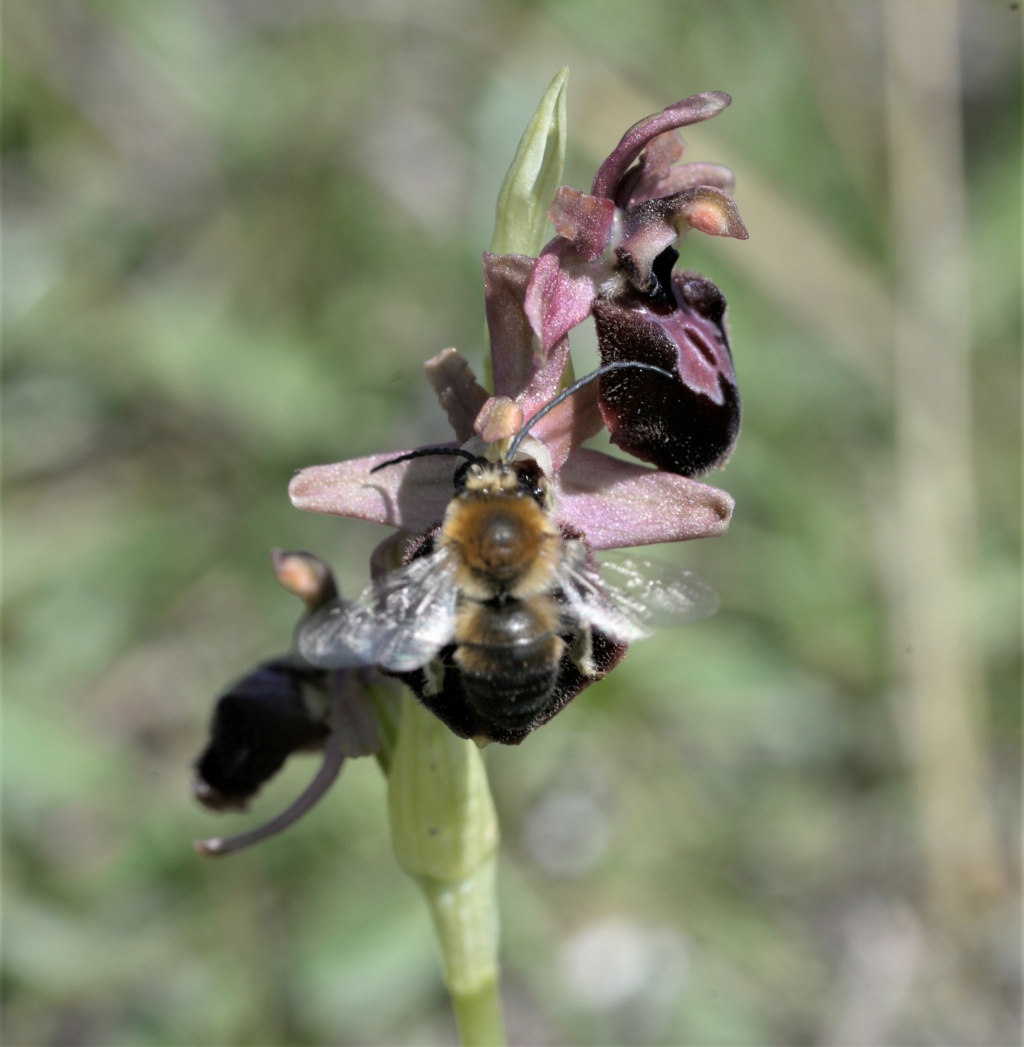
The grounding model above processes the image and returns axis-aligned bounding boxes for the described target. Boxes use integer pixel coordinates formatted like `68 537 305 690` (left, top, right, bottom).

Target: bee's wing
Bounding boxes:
558 551 720 644
298 549 459 672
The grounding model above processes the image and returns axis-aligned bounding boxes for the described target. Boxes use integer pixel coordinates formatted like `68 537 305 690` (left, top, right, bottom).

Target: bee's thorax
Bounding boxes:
442 483 560 599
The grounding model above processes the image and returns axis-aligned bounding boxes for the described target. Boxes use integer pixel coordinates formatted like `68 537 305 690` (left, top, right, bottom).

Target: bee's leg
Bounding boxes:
422 656 446 695
568 624 598 677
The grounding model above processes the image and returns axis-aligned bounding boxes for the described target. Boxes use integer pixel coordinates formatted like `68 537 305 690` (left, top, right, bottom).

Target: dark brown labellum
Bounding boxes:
594 258 740 477
193 661 330 809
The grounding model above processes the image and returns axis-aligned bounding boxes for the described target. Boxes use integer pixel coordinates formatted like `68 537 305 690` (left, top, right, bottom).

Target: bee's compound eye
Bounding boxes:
511 459 546 504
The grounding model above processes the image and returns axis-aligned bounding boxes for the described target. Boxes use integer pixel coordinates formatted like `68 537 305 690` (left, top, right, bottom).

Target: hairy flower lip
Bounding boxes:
595 271 734 405
590 259 741 477
192 658 332 811
192 553 390 856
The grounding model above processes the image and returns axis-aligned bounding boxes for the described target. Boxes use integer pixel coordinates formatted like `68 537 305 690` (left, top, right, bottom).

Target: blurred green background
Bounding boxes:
3 1 1020 1044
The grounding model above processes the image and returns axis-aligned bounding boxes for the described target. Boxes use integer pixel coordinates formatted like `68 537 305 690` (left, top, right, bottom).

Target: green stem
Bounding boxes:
420 865 505 1046
450 975 506 1047
387 694 505 1046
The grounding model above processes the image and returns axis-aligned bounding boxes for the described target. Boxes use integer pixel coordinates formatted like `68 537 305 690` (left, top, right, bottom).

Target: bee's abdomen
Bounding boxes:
454 599 566 728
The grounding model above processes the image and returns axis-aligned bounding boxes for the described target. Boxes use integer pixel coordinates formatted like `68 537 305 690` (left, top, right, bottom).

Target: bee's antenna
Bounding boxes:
505 361 676 461
370 446 480 474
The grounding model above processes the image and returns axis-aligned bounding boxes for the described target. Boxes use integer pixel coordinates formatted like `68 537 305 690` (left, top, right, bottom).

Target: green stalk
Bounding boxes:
420 866 504 1046
387 694 504 1046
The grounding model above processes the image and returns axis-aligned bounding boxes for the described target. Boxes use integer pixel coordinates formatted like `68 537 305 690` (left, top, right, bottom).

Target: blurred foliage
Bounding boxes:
3 2 1020 1045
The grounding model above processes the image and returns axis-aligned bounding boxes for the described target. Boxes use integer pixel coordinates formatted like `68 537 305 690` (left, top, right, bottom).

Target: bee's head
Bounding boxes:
453 456 549 508
371 446 549 506
369 362 673 508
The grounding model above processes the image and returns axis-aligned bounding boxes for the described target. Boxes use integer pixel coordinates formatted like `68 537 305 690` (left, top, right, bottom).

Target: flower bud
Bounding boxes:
490 68 569 258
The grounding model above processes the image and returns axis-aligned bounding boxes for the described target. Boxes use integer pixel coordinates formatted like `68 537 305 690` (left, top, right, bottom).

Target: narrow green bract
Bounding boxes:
490 68 569 258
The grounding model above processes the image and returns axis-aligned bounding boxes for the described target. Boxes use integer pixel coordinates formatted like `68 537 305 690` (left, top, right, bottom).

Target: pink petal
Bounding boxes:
625 156 737 210
549 186 616 259
591 92 732 202
515 335 572 423
524 245 599 357
556 448 733 550
424 347 489 443
289 450 457 532
527 377 603 470
615 128 687 207
483 252 538 400
483 252 574 411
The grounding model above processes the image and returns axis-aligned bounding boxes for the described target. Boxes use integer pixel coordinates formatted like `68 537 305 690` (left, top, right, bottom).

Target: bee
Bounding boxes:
298 363 721 743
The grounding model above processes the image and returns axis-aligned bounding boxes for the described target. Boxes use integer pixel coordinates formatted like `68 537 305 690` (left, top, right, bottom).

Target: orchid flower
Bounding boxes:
286 93 744 744
522 90 749 476
194 86 748 824
192 550 392 857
